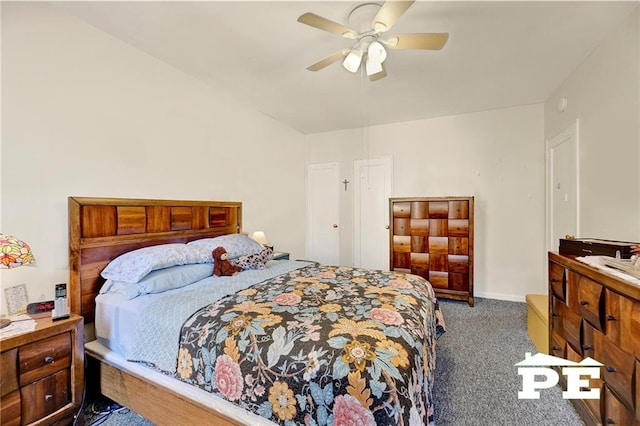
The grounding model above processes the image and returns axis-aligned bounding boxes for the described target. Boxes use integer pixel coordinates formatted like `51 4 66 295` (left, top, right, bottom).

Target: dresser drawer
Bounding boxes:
393 236 411 253
562 307 583 355
20 368 70 424
582 322 604 362
603 385 635 426
0 349 18 397
448 237 468 255
631 301 640 360
392 202 411 218
19 332 71 386
447 219 468 237
393 218 410 236
549 261 566 301
550 330 567 359
576 275 603 331
550 296 565 337
602 338 635 410
605 289 635 353
448 200 469 219
0 390 21 426
566 345 603 423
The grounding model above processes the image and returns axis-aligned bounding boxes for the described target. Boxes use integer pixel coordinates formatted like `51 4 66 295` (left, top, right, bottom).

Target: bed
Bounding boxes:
69 197 445 426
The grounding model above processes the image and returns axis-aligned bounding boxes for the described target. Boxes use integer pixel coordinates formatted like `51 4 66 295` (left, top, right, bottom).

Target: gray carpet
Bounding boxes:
84 297 584 425
433 298 583 426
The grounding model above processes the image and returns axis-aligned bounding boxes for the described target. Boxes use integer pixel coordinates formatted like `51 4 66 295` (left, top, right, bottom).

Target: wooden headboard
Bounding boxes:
68 197 242 323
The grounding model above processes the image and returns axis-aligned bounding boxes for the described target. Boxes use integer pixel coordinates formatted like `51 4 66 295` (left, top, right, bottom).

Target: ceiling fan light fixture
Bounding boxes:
343 48 363 73
365 55 383 76
367 41 387 63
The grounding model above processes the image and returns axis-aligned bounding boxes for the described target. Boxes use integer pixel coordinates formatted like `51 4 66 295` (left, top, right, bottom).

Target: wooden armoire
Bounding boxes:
389 196 474 306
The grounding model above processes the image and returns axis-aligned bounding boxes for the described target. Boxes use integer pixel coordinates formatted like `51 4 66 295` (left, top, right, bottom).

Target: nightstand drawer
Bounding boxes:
1 349 18 396
20 369 70 424
19 332 71 385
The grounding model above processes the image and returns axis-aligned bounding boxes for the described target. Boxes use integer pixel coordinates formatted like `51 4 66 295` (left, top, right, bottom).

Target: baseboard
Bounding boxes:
474 291 527 303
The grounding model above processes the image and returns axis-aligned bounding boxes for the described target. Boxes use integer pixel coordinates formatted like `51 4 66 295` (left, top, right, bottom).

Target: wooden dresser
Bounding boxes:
0 314 84 426
389 196 474 306
548 252 640 426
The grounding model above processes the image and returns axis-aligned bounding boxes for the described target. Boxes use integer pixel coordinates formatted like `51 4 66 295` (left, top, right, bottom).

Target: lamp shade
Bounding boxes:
250 231 270 246
342 48 363 73
366 56 384 76
367 41 387 63
0 234 35 269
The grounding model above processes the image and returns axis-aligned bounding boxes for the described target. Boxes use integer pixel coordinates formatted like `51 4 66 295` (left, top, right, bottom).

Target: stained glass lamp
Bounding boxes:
0 234 35 328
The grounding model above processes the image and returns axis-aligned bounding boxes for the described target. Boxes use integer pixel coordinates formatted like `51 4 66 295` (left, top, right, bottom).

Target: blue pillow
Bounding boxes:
101 243 211 283
100 263 213 299
187 234 263 259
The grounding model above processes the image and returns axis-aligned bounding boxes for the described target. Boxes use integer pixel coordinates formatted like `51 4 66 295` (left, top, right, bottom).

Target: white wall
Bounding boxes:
545 6 640 242
0 2 306 314
306 104 546 302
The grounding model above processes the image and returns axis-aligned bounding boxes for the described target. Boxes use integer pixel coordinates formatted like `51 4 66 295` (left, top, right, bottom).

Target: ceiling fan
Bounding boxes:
298 1 449 81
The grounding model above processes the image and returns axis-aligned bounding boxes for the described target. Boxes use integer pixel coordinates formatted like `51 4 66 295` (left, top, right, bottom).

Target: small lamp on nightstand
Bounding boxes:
250 231 273 250
0 234 35 328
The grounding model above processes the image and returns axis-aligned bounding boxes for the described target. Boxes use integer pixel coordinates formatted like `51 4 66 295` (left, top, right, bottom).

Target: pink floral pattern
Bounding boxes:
214 354 244 401
333 394 377 426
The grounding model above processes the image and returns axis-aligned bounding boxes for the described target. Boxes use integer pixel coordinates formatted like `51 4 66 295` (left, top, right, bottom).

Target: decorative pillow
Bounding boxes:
101 243 212 283
187 234 263 259
99 263 213 299
231 246 274 270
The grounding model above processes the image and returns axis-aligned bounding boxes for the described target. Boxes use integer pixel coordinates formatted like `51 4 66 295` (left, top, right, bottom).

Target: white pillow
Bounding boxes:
100 263 213 299
187 234 263 259
101 243 212 284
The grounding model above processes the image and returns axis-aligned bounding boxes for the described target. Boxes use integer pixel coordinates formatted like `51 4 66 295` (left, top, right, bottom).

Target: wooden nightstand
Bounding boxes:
272 252 290 260
0 314 84 426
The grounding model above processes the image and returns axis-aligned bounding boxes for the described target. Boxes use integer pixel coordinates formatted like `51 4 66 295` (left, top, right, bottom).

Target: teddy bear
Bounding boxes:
212 246 242 277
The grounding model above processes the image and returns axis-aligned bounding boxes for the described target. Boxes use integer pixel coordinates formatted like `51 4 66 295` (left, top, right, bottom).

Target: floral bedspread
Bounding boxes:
176 263 445 426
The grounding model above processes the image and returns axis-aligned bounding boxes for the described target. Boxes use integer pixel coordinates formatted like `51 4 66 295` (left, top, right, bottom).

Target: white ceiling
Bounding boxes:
52 1 638 134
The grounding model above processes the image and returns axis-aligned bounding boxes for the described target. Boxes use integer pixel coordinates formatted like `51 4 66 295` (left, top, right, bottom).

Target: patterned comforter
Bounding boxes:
176 263 445 426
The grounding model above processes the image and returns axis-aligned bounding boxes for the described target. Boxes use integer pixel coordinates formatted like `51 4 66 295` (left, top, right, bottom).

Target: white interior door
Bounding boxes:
547 121 579 251
353 156 393 269
306 162 340 264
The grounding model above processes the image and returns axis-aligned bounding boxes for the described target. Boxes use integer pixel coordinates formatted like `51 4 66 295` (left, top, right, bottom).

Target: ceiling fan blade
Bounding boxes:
371 1 415 32
387 33 449 50
306 50 349 72
298 13 357 38
369 63 387 82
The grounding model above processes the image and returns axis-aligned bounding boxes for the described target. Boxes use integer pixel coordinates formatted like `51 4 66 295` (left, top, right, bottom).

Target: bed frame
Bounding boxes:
68 196 245 425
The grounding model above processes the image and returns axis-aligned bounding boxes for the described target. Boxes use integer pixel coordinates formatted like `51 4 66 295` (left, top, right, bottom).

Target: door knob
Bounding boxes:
333 224 338 228
385 225 390 229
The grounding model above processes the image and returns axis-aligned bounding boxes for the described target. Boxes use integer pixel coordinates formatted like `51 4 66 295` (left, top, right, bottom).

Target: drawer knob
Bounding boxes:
551 312 558 317
44 356 54 364
581 345 592 351
605 366 616 373
606 418 615 424
579 300 588 306
45 394 53 402
606 315 616 321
